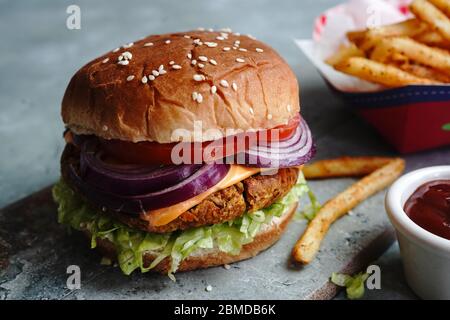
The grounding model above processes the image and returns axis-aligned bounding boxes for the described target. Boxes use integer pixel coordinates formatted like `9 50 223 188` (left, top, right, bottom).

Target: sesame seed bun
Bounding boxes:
61 30 300 143
92 202 297 273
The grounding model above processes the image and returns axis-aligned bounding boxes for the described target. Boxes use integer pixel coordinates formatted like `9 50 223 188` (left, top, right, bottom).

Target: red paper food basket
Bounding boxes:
312 0 450 154
325 83 450 153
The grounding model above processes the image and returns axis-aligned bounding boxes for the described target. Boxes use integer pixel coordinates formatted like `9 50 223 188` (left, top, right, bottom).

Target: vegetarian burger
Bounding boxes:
53 29 315 278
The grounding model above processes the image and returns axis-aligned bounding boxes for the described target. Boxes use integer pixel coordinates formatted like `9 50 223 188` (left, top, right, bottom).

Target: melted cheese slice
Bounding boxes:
141 165 261 227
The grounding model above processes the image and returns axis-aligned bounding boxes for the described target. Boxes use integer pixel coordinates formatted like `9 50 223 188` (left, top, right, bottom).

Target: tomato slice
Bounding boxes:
96 114 301 165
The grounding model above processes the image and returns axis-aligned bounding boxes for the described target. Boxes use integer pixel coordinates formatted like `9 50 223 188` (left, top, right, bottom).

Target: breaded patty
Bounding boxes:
61 144 299 233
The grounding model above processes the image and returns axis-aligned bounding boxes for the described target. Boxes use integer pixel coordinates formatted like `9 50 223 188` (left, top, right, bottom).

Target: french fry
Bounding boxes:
370 39 396 63
370 39 411 65
348 19 428 52
303 157 393 179
398 63 450 82
292 158 405 264
334 57 438 86
325 44 365 67
347 29 367 46
429 0 450 17
380 37 450 73
358 33 383 52
414 30 450 49
367 18 427 38
410 0 450 42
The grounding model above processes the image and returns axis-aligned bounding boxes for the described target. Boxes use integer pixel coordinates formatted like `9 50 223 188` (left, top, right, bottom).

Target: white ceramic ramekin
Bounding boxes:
385 166 450 300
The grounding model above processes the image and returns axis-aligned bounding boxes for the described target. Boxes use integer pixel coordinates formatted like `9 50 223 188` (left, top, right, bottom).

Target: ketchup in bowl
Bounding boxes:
404 180 450 240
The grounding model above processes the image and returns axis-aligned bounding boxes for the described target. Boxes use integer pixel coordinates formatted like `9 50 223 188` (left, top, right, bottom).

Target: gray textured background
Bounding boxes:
1 0 449 300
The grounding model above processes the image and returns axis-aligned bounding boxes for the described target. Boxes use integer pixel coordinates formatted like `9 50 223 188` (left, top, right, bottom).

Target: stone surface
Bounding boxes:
1 0 449 300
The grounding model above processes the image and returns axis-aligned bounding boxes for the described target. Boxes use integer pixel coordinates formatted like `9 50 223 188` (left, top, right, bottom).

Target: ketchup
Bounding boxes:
404 180 450 240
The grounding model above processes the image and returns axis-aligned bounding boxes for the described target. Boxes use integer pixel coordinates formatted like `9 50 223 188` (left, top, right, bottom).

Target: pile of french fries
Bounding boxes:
327 0 450 87
292 157 405 264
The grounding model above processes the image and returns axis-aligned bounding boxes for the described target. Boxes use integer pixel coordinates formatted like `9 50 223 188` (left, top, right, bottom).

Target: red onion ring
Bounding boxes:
80 140 202 195
242 118 315 168
68 160 230 215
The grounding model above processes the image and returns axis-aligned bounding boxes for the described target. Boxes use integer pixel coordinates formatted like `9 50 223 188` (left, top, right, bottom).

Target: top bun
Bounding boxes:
62 29 300 143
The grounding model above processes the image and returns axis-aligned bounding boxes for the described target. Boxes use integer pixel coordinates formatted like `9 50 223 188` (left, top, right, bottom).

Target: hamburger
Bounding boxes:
53 29 315 279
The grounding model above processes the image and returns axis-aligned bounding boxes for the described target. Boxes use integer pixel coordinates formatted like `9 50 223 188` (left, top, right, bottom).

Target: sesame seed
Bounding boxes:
102 58 109 63
233 46 237 50
205 285 212 292
198 63 205 68
236 58 245 63
126 75 135 81
159 69 167 75
118 60 129 65
187 53 192 59
184 35 191 39
193 38 202 45
123 51 132 60
144 42 153 47
224 264 231 270
287 104 291 112
216 36 225 41
232 82 238 91
233 32 241 36
152 70 159 76
238 48 247 52
197 27 205 31
211 85 217 94
158 64 164 71
209 59 217 65
123 42 134 48
169 61 175 65
267 114 273 120
172 64 182 70
141 76 148 84
198 56 208 62
249 107 254 115
148 75 156 81
193 74 205 81
165 40 171 44
220 27 232 33
223 47 231 51
207 28 214 32
220 32 229 38
234 40 241 44
102 125 108 131
256 48 264 53
205 42 218 48
112 47 120 53
196 93 203 103
118 55 123 61
220 79 229 88
247 34 256 40
191 59 197 65
192 92 198 100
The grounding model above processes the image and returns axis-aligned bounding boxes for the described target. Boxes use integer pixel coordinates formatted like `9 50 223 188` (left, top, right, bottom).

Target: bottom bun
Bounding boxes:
93 202 298 274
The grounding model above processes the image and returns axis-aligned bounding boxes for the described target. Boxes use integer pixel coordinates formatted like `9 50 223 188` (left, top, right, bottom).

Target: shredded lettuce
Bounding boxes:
331 272 369 300
52 172 311 278
292 174 321 221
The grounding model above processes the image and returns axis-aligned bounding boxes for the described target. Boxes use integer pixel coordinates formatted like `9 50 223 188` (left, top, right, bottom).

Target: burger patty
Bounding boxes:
61 144 299 233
